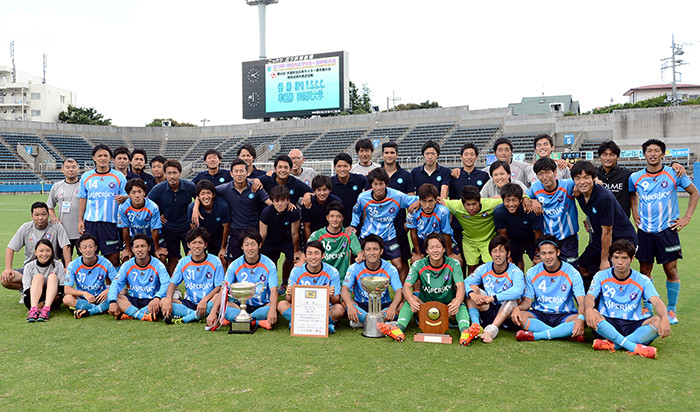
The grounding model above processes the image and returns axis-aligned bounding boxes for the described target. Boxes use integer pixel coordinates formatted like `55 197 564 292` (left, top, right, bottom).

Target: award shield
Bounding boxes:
413 301 452 344
359 276 390 338
228 281 258 334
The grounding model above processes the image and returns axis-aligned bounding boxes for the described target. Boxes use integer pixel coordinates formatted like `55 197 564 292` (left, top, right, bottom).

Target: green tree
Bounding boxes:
58 105 112 125
391 100 441 111
349 81 372 114
588 95 700 115
146 118 197 127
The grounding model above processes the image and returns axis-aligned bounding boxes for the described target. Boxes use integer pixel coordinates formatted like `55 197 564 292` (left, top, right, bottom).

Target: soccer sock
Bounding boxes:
627 324 659 346
125 305 140 318
396 302 413 332
224 307 242 322
88 301 109 315
595 320 637 352
533 322 574 340
523 318 549 332
75 299 90 310
282 308 292 322
171 303 191 318
250 306 270 320
353 304 367 323
468 308 481 326
456 305 470 332
134 307 148 319
666 280 680 312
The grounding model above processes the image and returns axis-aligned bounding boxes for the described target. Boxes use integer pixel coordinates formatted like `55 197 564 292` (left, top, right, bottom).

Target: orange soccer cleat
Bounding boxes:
378 322 405 342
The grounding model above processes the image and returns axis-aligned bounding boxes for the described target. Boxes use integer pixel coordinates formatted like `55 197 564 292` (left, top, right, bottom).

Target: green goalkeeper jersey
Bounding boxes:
406 256 463 303
308 227 361 282
444 198 501 244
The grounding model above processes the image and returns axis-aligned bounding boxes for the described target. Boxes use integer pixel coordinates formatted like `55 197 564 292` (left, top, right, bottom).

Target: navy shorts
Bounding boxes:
126 295 153 309
480 302 515 329
637 228 682 264
23 285 64 310
511 241 536 266
558 235 579 266
181 298 198 311
395 225 412 261
529 309 576 328
226 227 257 261
85 221 121 256
594 317 648 339
381 238 402 261
261 242 294 263
161 226 190 259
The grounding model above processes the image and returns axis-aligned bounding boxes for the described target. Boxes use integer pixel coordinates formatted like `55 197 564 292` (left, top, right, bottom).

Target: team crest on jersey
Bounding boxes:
389 207 396 214
661 181 668 188
219 177 225 183
205 271 212 279
481 212 489 217
97 273 104 281
557 195 564 203
149 275 155 282
437 176 442 182
44 233 53 240
216 217 221 222
284 221 289 226
352 185 359 191
341 241 347 249
477 180 483 186
630 292 638 300
523 220 529 224
432 222 438 228
397 178 404 184
145 215 151 222
444 271 450 281
560 284 567 292
109 182 116 189
290 189 295 195
248 193 254 199
511 171 516 177
260 274 266 282
592 207 597 214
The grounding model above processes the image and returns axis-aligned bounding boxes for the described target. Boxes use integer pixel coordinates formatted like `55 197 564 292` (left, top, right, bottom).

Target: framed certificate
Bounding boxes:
291 285 329 338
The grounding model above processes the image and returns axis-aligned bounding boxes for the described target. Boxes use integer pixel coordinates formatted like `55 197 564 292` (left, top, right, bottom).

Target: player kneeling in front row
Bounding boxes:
63 234 117 319
206 228 278 331
277 240 344 334
379 233 478 345
464 235 525 344
585 240 671 359
108 234 170 321
512 235 586 342
341 234 403 328
161 228 224 325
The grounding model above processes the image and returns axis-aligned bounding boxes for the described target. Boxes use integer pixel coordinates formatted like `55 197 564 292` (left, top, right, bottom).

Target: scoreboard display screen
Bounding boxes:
242 51 349 119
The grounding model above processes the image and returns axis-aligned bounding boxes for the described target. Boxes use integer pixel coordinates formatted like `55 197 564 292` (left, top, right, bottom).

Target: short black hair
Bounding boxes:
367 167 390 185
460 185 481 204
355 138 373 153
311 175 332 191
237 143 257 159
489 235 511 254
421 140 440 156
492 137 513 153
305 240 325 254
31 201 49 214
423 232 446 252
417 183 438 200
274 155 292 169
570 161 597 179
163 159 182 173
500 183 523 200
238 227 263 247
125 178 147 194
597 141 620 157
533 133 553 150
195 180 217 196
382 141 399 153
113 146 131 160
489 160 511 177
230 158 247 171
325 200 345 217
460 143 479 157
609 239 636 259
269 185 290 201
360 234 384 251
150 155 167 166
77 233 98 248
132 233 151 247
642 138 666 154
131 148 148 163
533 157 557 174
537 234 560 251
334 152 353 167
186 227 211 245
92 144 112 157
204 149 222 161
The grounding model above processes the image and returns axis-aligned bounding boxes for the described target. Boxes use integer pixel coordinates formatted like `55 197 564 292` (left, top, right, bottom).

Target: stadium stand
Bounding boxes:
440 124 500 158
163 139 195 161
131 139 163 157
94 137 130 151
395 122 455 158
43 134 94 165
0 131 62 161
38 171 65 183
304 127 368 160
183 136 229 162
277 130 323 156
498 131 552 161
579 137 608 153
0 140 21 163
222 134 278 163
0 170 40 183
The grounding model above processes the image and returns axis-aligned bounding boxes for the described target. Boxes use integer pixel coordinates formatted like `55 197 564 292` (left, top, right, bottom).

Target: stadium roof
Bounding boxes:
623 84 700 96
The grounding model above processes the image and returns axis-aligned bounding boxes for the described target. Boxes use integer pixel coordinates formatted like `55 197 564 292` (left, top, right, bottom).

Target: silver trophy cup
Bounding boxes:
360 276 390 338
228 282 257 332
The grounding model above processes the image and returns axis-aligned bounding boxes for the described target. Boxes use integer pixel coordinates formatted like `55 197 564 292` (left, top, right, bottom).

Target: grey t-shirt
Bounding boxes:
22 259 66 291
480 179 528 199
351 162 380 176
292 167 317 187
47 180 81 240
7 222 70 266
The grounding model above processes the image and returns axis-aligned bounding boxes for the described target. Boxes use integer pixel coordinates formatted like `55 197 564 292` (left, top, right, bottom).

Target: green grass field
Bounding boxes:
1 194 698 411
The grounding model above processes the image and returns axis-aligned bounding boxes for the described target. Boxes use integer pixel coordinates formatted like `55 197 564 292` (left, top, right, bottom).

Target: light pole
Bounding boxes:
246 0 278 59
660 34 688 106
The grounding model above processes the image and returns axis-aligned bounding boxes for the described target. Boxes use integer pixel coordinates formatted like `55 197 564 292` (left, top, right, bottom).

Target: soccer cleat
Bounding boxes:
569 334 586 343
668 310 679 325
141 312 157 322
74 309 89 319
459 323 483 346
628 344 657 359
592 339 616 352
164 315 183 325
257 320 272 330
516 330 535 341
328 323 336 334
37 307 51 322
221 318 231 327
377 322 404 342
115 312 135 320
205 319 222 331
27 307 39 323
349 320 364 328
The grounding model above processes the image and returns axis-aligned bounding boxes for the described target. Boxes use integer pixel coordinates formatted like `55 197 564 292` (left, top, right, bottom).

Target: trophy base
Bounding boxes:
413 333 452 344
228 320 258 334
362 314 385 338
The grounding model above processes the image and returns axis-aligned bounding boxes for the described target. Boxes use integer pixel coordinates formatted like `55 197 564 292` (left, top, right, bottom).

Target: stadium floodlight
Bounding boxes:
246 0 278 59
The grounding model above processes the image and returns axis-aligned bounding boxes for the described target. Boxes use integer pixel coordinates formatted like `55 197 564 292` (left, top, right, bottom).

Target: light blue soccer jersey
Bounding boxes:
64 255 117 295
351 187 418 241
226 254 278 307
117 198 163 237
524 261 585 314
77 169 127 223
588 268 659 321
289 262 341 296
527 179 579 239
343 259 402 305
629 166 692 233
465 261 525 302
108 257 170 301
406 203 453 240
170 254 225 304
